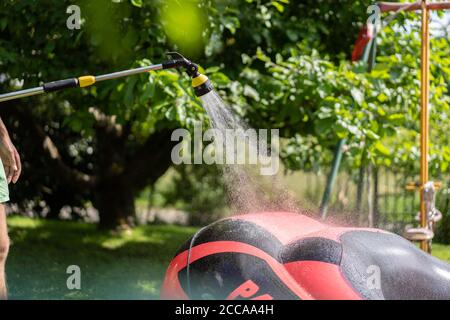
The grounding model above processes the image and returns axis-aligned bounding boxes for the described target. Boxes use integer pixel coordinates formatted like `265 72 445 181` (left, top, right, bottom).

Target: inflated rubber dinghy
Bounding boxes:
161 212 450 300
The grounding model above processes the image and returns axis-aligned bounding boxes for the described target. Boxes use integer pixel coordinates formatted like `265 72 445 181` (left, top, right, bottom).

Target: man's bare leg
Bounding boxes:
0 204 9 300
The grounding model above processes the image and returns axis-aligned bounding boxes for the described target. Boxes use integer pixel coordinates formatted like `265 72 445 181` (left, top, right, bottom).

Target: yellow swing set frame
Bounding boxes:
379 0 450 253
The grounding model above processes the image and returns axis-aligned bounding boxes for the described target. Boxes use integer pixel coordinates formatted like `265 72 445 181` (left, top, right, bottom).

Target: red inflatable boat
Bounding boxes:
161 212 450 300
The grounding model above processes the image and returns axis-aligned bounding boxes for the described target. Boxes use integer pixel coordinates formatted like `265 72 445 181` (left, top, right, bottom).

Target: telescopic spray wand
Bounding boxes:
0 52 213 103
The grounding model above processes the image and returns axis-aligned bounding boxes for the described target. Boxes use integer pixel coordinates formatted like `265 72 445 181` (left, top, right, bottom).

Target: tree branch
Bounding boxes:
89 107 123 136
124 129 176 191
4 102 97 189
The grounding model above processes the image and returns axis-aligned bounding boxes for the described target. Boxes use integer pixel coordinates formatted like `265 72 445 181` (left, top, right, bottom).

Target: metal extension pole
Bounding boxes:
0 63 163 103
0 87 45 102
95 64 163 83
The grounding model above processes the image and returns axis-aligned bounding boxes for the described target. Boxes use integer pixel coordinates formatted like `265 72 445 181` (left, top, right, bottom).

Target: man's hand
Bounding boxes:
0 134 21 184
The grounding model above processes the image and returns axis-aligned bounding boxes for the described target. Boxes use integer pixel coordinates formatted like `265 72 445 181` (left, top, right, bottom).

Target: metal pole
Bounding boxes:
0 63 164 103
0 87 45 103
320 139 346 219
420 0 430 253
95 64 163 82
378 1 450 12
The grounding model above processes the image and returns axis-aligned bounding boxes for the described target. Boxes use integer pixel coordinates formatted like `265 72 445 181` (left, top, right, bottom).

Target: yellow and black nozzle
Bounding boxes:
191 74 213 97
163 52 214 97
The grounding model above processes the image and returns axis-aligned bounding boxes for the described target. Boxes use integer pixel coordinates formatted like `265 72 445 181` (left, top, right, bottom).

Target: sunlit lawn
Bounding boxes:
6 216 197 300
5 216 450 300
433 243 450 262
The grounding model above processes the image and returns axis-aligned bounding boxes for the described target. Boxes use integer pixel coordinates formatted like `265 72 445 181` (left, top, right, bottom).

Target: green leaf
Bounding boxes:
441 161 448 173
205 66 221 73
271 2 284 12
315 118 334 135
374 141 391 156
243 85 260 101
365 130 380 140
124 77 138 107
256 48 271 62
350 88 364 106
0 18 7 31
139 81 155 104
131 0 143 8
210 72 230 86
388 113 405 124
220 16 240 34
165 106 177 121
377 107 386 116
377 92 388 103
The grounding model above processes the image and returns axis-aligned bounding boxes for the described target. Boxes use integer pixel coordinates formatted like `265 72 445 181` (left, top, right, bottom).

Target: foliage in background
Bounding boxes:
436 193 450 244
0 0 449 233
229 23 450 178
0 0 207 228
161 164 228 226
0 0 374 228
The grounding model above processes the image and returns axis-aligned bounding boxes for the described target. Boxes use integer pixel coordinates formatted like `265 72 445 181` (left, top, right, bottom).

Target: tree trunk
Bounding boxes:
4 102 177 230
94 176 136 230
93 126 176 230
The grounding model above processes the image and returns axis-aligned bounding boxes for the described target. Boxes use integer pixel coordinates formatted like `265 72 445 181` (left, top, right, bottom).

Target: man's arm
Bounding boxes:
0 118 21 184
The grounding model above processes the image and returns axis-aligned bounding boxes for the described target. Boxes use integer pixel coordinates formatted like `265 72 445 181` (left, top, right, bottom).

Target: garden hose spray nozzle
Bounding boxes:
164 52 214 97
0 52 213 103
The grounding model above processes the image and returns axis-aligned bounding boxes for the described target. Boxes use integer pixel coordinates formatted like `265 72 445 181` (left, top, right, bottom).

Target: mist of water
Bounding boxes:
200 90 301 215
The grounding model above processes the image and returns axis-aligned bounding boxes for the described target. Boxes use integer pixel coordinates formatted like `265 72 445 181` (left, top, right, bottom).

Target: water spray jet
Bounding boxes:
0 52 213 103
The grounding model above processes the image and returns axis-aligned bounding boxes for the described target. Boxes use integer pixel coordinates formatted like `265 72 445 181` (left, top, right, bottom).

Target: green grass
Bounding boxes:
6 216 197 300
5 216 450 300
433 244 450 262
